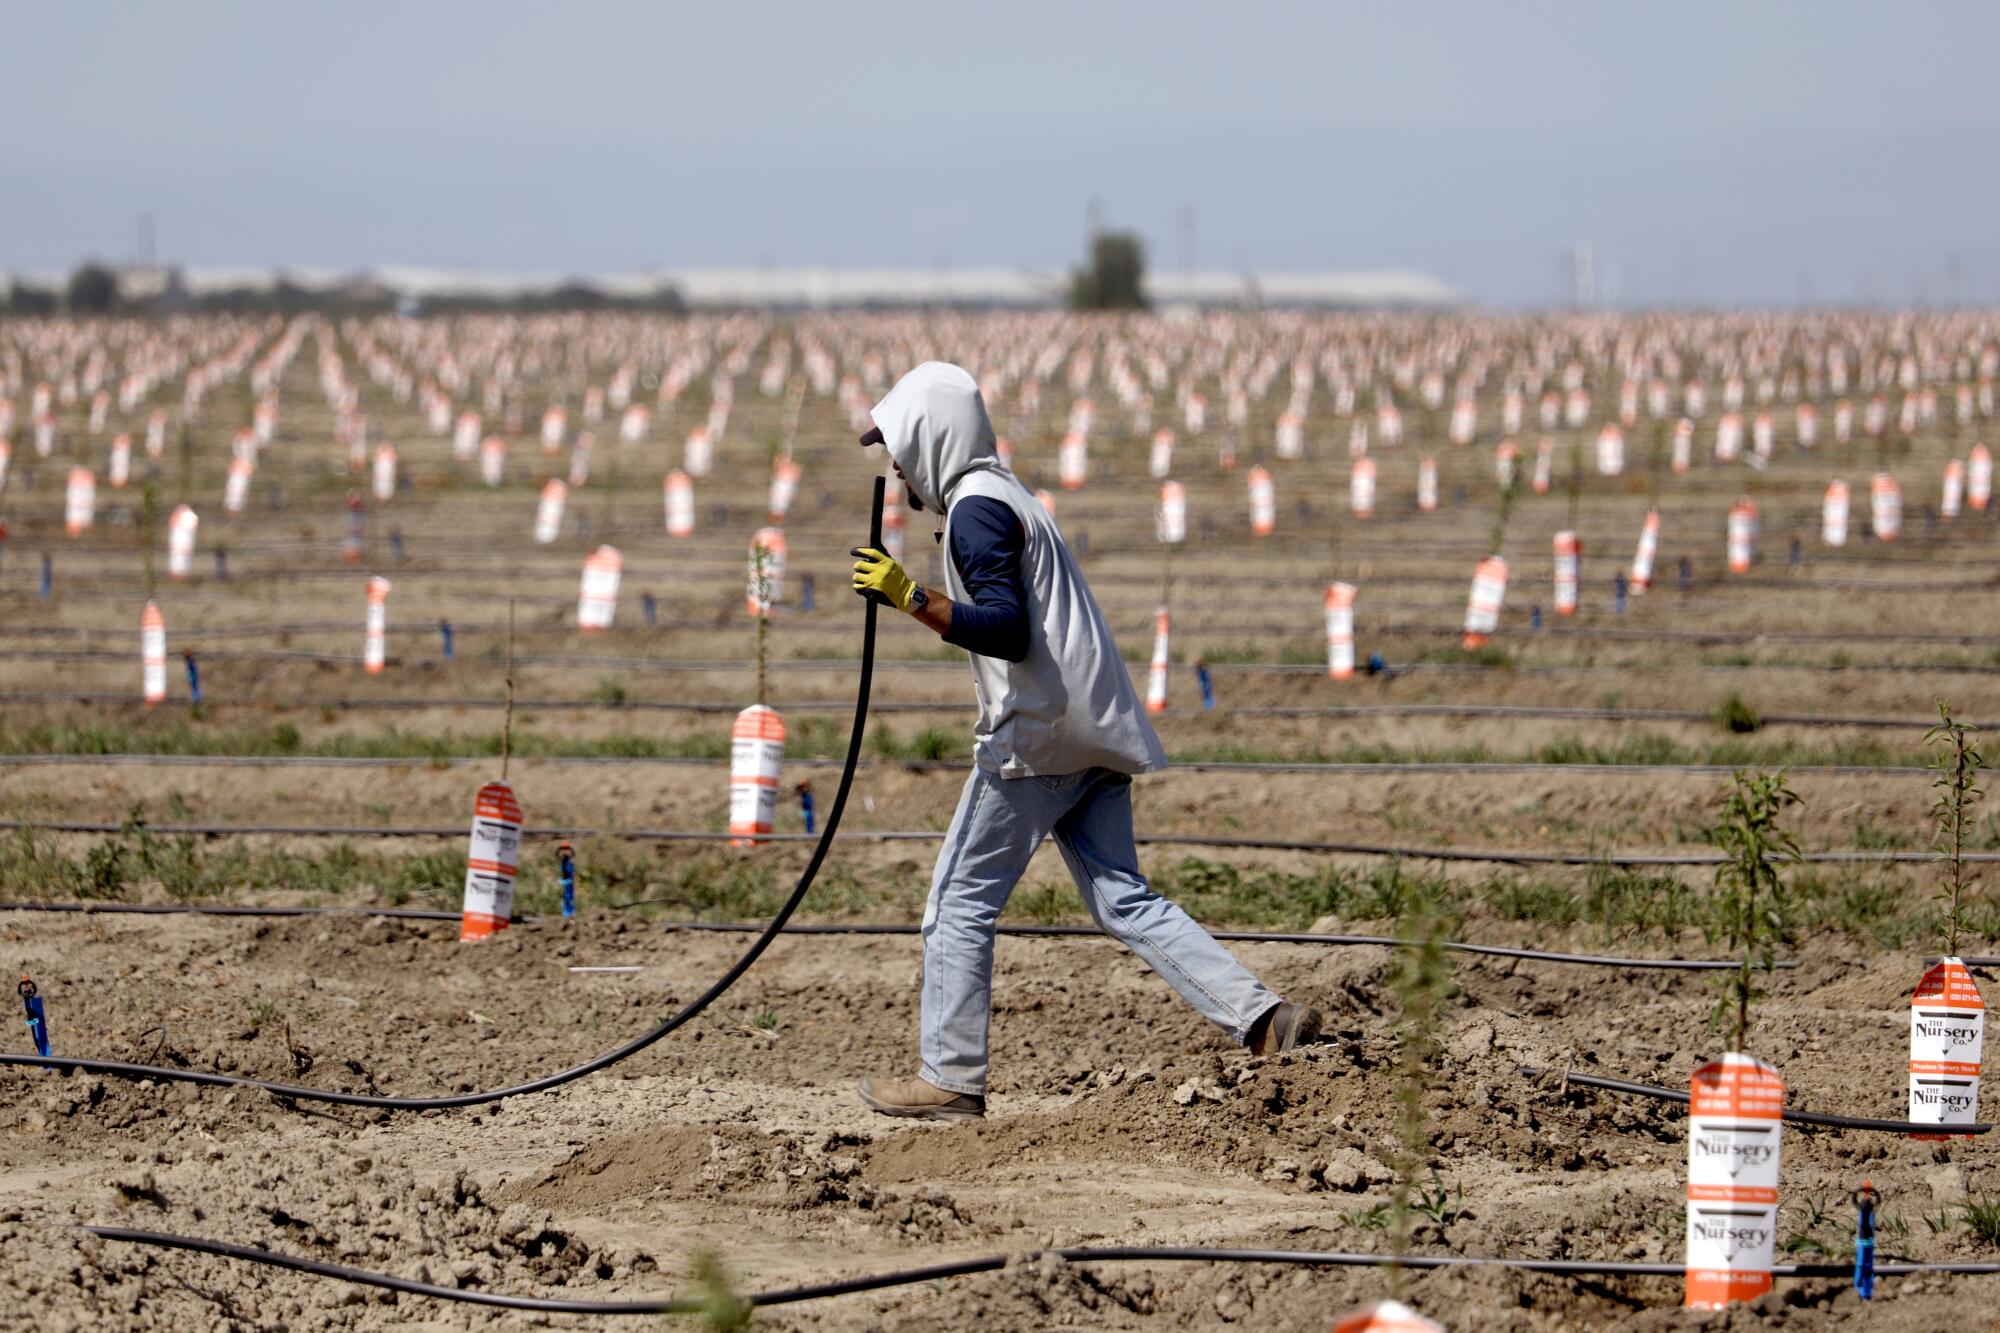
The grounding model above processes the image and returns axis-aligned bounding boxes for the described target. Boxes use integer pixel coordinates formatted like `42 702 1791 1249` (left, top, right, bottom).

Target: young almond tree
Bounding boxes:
1386 880 1457 1296
1925 701 1986 959
1706 771 1801 1054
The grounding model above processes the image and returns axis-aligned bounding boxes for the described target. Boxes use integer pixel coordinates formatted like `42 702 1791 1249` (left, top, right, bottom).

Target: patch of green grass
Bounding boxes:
592 677 628 707
1713 691 1762 734
1414 643 1513 669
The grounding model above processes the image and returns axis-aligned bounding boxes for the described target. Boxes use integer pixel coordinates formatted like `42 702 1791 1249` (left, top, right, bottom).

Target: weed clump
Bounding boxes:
1713 691 1761 734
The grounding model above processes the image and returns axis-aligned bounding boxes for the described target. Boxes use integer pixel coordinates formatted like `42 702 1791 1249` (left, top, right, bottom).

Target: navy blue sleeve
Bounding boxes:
941 496 1030 663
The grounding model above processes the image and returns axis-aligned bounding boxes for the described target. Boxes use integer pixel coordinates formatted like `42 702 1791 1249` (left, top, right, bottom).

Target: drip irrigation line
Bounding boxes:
660 921 1789 970
0 478 888 1110
1528 1067 1994 1135
0 753 1938 778
0 688 1971 731
76 1228 2000 1316
0 900 1782 969
0 817 1984 867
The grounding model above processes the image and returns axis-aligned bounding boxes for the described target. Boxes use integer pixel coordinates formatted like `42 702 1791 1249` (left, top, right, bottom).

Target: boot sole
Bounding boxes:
1258 1004 1324 1055
858 1088 986 1121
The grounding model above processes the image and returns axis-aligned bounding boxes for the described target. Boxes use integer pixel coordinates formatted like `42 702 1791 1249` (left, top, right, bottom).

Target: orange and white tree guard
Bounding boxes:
459 781 523 941
1144 606 1170 714
1553 530 1580 615
109 434 131 489
1909 957 1983 1140
1494 440 1518 488
1275 411 1304 460
882 487 905 561
728 704 786 846
1824 478 1848 544
1156 481 1187 545
1184 391 1207 434
145 409 167 459
577 546 621 630
567 433 593 487
1462 556 1507 648
1036 488 1057 518
1058 432 1088 490
1942 460 1965 520
454 410 480 460
684 426 713 478
1595 424 1624 476
1969 444 1993 510
1416 456 1437 513
1448 397 1475 445
1726 500 1758 573
167 505 198 579
748 527 786 616
224 456 253 514
1671 418 1693 475
363 575 391 674
768 456 801 522
1325 582 1356 680
995 436 1014 470
141 602 166 706
1870 473 1901 541
1685 1053 1783 1309
534 479 568 545
480 434 506 487
371 444 397 502
663 468 695 536
1795 402 1819 448
1532 437 1554 493
540 405 566 455
1331 1300 1444 1333
1350 458 1376 518
619 403 651 444
64 466 96 536
1630 510 1660 592
1148 429 1174 478
1247 465 1275 537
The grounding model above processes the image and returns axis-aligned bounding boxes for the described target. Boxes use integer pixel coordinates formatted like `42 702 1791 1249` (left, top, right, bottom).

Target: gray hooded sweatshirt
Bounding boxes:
869 362 1167 779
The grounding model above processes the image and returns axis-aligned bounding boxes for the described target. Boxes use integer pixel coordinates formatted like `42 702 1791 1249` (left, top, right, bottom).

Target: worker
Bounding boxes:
850 362 1321 1121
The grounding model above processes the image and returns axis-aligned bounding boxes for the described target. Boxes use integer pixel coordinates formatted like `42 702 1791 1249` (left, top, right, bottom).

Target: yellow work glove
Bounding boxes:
850 546 918 612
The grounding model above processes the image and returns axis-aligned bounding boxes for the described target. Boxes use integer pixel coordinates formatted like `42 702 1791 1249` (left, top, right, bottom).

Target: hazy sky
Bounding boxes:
6 1 1999 307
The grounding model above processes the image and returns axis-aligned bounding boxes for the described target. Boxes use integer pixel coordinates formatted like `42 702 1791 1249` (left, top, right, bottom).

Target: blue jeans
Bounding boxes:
919 765 1281 1095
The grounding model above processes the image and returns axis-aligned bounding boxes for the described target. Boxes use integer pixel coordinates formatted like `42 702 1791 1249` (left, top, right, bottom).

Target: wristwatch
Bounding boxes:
908 585 929 613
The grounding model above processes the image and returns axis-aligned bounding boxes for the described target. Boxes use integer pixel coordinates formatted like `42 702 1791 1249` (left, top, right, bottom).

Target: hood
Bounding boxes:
868 362 1003 513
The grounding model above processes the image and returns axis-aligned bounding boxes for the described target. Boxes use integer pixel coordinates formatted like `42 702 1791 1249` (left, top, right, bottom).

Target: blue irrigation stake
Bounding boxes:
576 513 590 541
389 528 404 561
800 573 816 613
1196 660 1215 711
1677 556 1691 592
1852 1182 1878 1300
183 652 202 706
1613 572 1628 614
214 547 228 581
797 780 816 834
1530 603 1543 631
19 976 49 1057
558 841 576 919
641 592 658 627
39 553 51 599
1788 535 1802 566
439 618 455 660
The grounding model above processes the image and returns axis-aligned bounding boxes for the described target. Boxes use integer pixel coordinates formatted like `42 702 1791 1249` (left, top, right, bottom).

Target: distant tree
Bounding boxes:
3 283 58 316
66 262 120 313
1070 231 1148 311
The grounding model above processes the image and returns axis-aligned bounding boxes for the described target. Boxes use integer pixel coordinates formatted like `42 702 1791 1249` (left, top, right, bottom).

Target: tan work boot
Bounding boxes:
1248 1001 1322 1056
857 1075 986 1121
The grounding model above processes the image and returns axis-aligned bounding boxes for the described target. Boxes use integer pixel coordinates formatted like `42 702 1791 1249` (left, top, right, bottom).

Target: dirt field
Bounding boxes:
1 311 1996 1328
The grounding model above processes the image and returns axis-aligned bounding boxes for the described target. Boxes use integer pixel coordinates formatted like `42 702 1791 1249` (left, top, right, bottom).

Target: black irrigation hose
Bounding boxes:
0 817 1986 867
662 921 1791 971
77 1228 2000 1316
0 902 1788 970
1530 1067 1995 1135
0 479 888 1110
0 689 1974 730
0 753 1944 778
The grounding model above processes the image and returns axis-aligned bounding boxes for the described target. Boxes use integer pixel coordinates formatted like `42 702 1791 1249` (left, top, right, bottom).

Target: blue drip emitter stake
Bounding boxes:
797 780 817 834
20 975 49 1058
1852 1181 1878 1300
1195 660 1215 712
558 841 576 920
439 618 455 660
183 652 202 706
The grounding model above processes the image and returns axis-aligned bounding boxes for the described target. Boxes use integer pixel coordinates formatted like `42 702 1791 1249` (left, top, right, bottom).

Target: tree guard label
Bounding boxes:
1685 1052 1783 1309
1909 957 1984 1140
